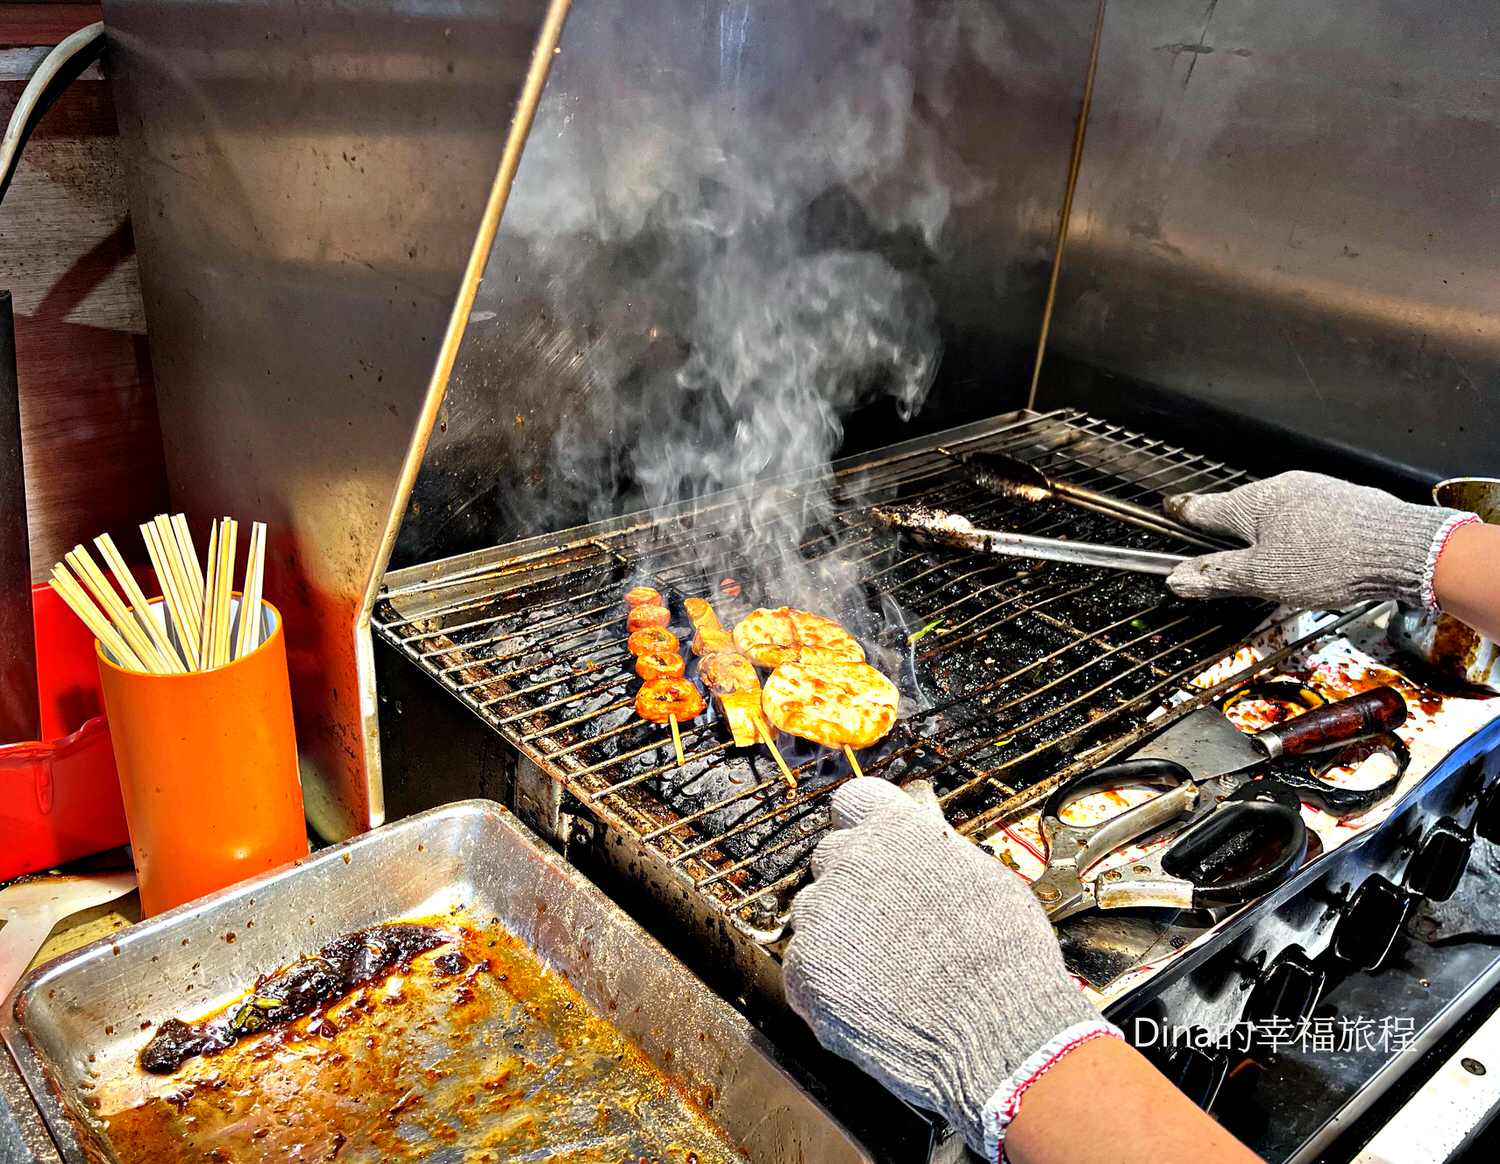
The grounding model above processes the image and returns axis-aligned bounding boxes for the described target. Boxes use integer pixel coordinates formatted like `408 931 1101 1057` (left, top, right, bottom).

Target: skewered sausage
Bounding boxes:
627 627 678 656
627 604 672 632
635 651 686 681
625 585 663 609
636 677 706 723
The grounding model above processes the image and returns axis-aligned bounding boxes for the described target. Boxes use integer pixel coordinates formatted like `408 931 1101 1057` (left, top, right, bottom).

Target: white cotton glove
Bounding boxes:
783 778 1118 1160
1164 471 1477 611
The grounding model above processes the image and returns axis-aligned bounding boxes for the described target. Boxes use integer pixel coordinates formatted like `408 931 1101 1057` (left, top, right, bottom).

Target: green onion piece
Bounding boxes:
1129 618 1150 631
908 617 945 644
993 736 1015 748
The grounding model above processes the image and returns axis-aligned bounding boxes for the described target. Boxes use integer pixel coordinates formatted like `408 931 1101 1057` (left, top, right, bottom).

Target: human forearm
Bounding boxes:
1432 520 1500 642
1007 1037 1260 1164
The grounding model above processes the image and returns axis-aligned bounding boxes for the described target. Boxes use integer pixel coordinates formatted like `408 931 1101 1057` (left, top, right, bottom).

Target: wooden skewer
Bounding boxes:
95 533 187 672
756 716 797 791
65 546 171 674
669 713 685 768
140 522 200 670
844 745 864 780
49 564 145 672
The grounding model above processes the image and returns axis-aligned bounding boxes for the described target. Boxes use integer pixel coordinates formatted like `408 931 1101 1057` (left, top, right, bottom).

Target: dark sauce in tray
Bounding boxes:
140 923 447 1074
100 916 741 1163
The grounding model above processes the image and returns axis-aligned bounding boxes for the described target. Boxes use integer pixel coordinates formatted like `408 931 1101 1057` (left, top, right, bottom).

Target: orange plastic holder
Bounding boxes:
96 598 308 915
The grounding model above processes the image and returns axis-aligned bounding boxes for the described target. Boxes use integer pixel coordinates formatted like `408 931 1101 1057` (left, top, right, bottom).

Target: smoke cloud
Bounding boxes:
476 0 998 623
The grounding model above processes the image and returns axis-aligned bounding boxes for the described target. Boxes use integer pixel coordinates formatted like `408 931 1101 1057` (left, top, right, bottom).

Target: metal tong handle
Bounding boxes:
968 528 1188 576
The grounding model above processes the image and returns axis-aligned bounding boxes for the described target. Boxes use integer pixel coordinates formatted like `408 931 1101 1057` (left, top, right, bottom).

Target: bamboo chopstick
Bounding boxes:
65 546 173 674
234 521 267 660
141 521 201 670
57 513 271 677
169 514 204 612
95 533 187 672
49 563 145 672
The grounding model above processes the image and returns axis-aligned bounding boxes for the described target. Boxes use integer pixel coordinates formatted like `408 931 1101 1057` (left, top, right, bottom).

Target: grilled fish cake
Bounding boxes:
761 661 899 749
732 607 865 669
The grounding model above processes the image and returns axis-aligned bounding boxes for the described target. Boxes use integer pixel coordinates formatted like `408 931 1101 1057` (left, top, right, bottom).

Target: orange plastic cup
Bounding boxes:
96 598 308 915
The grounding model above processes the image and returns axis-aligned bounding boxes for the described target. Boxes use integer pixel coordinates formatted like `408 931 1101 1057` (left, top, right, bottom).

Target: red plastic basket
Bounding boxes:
0 582 129 879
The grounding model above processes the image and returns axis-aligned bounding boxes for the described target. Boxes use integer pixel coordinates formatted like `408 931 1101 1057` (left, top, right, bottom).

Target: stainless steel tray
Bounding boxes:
2 800 871 1163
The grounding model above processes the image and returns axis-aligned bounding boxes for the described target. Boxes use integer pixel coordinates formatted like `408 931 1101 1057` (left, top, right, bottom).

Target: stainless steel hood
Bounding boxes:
103 0 570 837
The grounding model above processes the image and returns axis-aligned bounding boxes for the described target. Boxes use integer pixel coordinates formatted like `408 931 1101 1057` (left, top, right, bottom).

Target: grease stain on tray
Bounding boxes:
95 914 741 1163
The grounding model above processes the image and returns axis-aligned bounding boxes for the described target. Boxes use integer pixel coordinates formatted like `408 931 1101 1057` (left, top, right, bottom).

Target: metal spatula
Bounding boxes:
872 505 1190 576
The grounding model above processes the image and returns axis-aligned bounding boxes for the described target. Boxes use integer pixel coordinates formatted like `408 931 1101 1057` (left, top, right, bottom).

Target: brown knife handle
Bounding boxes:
1254 687 1408 758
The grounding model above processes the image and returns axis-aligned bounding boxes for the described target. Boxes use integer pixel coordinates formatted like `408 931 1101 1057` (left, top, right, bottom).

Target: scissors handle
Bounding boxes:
1094 799 1308 912
1041 759 1198 875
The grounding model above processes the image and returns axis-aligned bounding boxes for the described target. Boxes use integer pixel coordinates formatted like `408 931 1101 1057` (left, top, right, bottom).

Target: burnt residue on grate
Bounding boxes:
376 411 1279 930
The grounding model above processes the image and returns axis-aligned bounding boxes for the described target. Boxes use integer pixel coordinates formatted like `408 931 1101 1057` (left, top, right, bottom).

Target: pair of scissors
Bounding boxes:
1028 758 1309 923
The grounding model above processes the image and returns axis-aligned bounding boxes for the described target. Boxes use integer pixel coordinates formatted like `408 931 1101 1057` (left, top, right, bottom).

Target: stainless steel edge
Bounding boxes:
2 800 873 1164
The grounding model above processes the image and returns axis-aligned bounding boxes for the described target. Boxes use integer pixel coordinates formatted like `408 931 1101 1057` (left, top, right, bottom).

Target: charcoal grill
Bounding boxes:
375 408 1363 948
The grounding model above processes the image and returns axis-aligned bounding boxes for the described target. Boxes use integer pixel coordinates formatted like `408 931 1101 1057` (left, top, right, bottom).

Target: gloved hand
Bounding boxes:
1165 470 1477 611
783 778 1118 1161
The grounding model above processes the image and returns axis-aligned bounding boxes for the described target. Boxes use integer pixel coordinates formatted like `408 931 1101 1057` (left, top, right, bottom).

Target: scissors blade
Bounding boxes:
1132 706 1267 782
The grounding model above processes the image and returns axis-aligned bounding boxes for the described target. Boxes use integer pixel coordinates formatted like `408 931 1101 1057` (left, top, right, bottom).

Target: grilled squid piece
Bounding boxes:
635 677 706 723
627 604 672 632
635 651 686 681
700 651 771 748
627 626 679 656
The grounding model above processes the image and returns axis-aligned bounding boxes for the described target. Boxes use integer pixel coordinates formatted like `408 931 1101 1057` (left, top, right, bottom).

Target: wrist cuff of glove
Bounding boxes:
980 1019 1122 1163
1424 513 1482 611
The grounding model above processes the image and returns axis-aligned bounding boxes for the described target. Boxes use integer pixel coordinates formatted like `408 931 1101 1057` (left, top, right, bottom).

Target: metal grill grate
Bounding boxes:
376 409 1320 937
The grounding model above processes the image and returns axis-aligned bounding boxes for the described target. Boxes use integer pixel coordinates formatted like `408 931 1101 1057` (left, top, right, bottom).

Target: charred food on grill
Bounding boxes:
762 661 899 749
635 650 686 681
697 623 773 747
635 676 706 723
626 627 678 656
732 607 866 668
626 604 673 632
624 585 663 609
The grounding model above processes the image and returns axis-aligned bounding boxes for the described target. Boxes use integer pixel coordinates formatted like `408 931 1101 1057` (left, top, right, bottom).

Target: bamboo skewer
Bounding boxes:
48 564 145 672
65 546 172 674
140 522 200 670
756 716 797 791
668 713 685 768
844 745 864 780
95 533 187 672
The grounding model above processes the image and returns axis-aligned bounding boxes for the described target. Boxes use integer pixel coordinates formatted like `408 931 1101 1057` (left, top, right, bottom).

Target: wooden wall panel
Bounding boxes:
0 4 168 580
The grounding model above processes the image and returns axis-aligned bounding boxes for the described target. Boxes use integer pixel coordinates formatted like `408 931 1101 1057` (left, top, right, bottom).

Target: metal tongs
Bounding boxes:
949 449 1229 550
872 505 1189 576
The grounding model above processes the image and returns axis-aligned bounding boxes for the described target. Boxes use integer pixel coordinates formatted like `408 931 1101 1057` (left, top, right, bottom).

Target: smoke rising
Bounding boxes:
483 0 996 624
